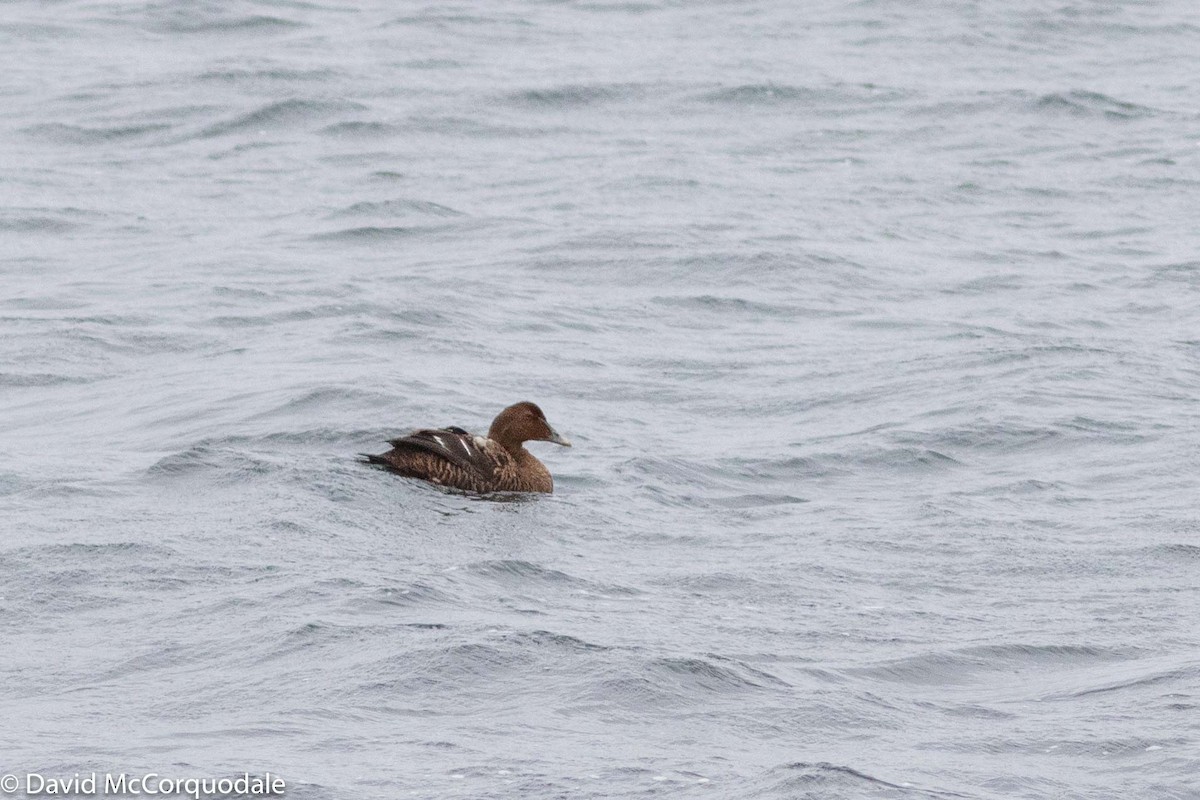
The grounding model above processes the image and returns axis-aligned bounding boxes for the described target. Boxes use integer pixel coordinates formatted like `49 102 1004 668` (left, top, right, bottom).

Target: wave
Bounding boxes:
398 115 564 138
1049 661 1200 701
151 12 305 35
357 581 457 609
506 83 645 108
327 199 465 219
207 302 449 328
0 215 81 233
749 761 961 799
848 643 1133 687
651 293 804 318
198 67 338 84
461 559 641 596
649 654 789 692
22 122 172 144
1034 90 1161 120
318 120 403 138
0 372 94 388
385 12 531 29
146 444 284 481
700 82 908 108
308 224 456 242
197 99 367 138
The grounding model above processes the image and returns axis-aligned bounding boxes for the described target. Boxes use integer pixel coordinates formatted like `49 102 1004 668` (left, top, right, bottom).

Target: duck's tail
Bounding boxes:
360 452 392 467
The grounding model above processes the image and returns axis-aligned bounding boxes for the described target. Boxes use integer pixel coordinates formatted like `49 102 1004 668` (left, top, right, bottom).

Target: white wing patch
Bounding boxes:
391 429 501 479
457 436 476 459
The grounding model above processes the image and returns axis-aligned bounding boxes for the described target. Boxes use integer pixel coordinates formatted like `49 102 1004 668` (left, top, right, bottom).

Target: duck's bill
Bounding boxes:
547 428 572 447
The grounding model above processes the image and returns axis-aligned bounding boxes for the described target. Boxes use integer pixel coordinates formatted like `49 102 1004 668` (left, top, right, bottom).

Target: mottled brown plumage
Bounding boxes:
364 401 571 493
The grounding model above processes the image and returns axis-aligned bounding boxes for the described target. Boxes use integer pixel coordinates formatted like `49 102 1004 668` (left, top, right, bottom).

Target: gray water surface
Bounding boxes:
3 1 1199 798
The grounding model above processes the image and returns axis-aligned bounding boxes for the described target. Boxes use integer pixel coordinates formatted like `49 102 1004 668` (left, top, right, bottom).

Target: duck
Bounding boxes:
364 401 571 493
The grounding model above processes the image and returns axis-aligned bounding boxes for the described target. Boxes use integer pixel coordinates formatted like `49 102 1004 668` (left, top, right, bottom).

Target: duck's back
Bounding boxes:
367 427 552 493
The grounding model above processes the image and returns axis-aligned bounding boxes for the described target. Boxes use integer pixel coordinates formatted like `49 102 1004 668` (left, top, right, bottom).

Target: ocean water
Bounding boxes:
2 0 1199 798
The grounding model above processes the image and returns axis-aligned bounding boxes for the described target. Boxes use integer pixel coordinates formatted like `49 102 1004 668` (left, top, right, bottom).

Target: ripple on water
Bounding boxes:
847 643 1135 688
22 122 173 144
149 11 306 35
505 83 647 109
0 371 96 388
650 294 805 319
458 559 642 597
146 444 283 482
1033 90 1163 120
197 67 340 84
892 421 1065 453
574 654 787 713
821 445 963 475
0 541 182 623
1142 543 1200 562
196 99 368 139
308 224 460 243
649 654 790 692
747 761 928 800
1042 658 1200 701
318 120 404 138
698 82 909 109
326 199 466 219
358 582 456 609
0 215 82 234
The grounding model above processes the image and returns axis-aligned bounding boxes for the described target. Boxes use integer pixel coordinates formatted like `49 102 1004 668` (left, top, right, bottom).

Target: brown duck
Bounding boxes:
364 401 571 493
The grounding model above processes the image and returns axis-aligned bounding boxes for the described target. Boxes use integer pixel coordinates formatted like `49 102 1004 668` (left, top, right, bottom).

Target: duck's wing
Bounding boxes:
385 428 501 480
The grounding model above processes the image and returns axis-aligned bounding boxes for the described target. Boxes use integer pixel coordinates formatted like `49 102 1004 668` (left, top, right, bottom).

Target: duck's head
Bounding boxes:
488 401 572 451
